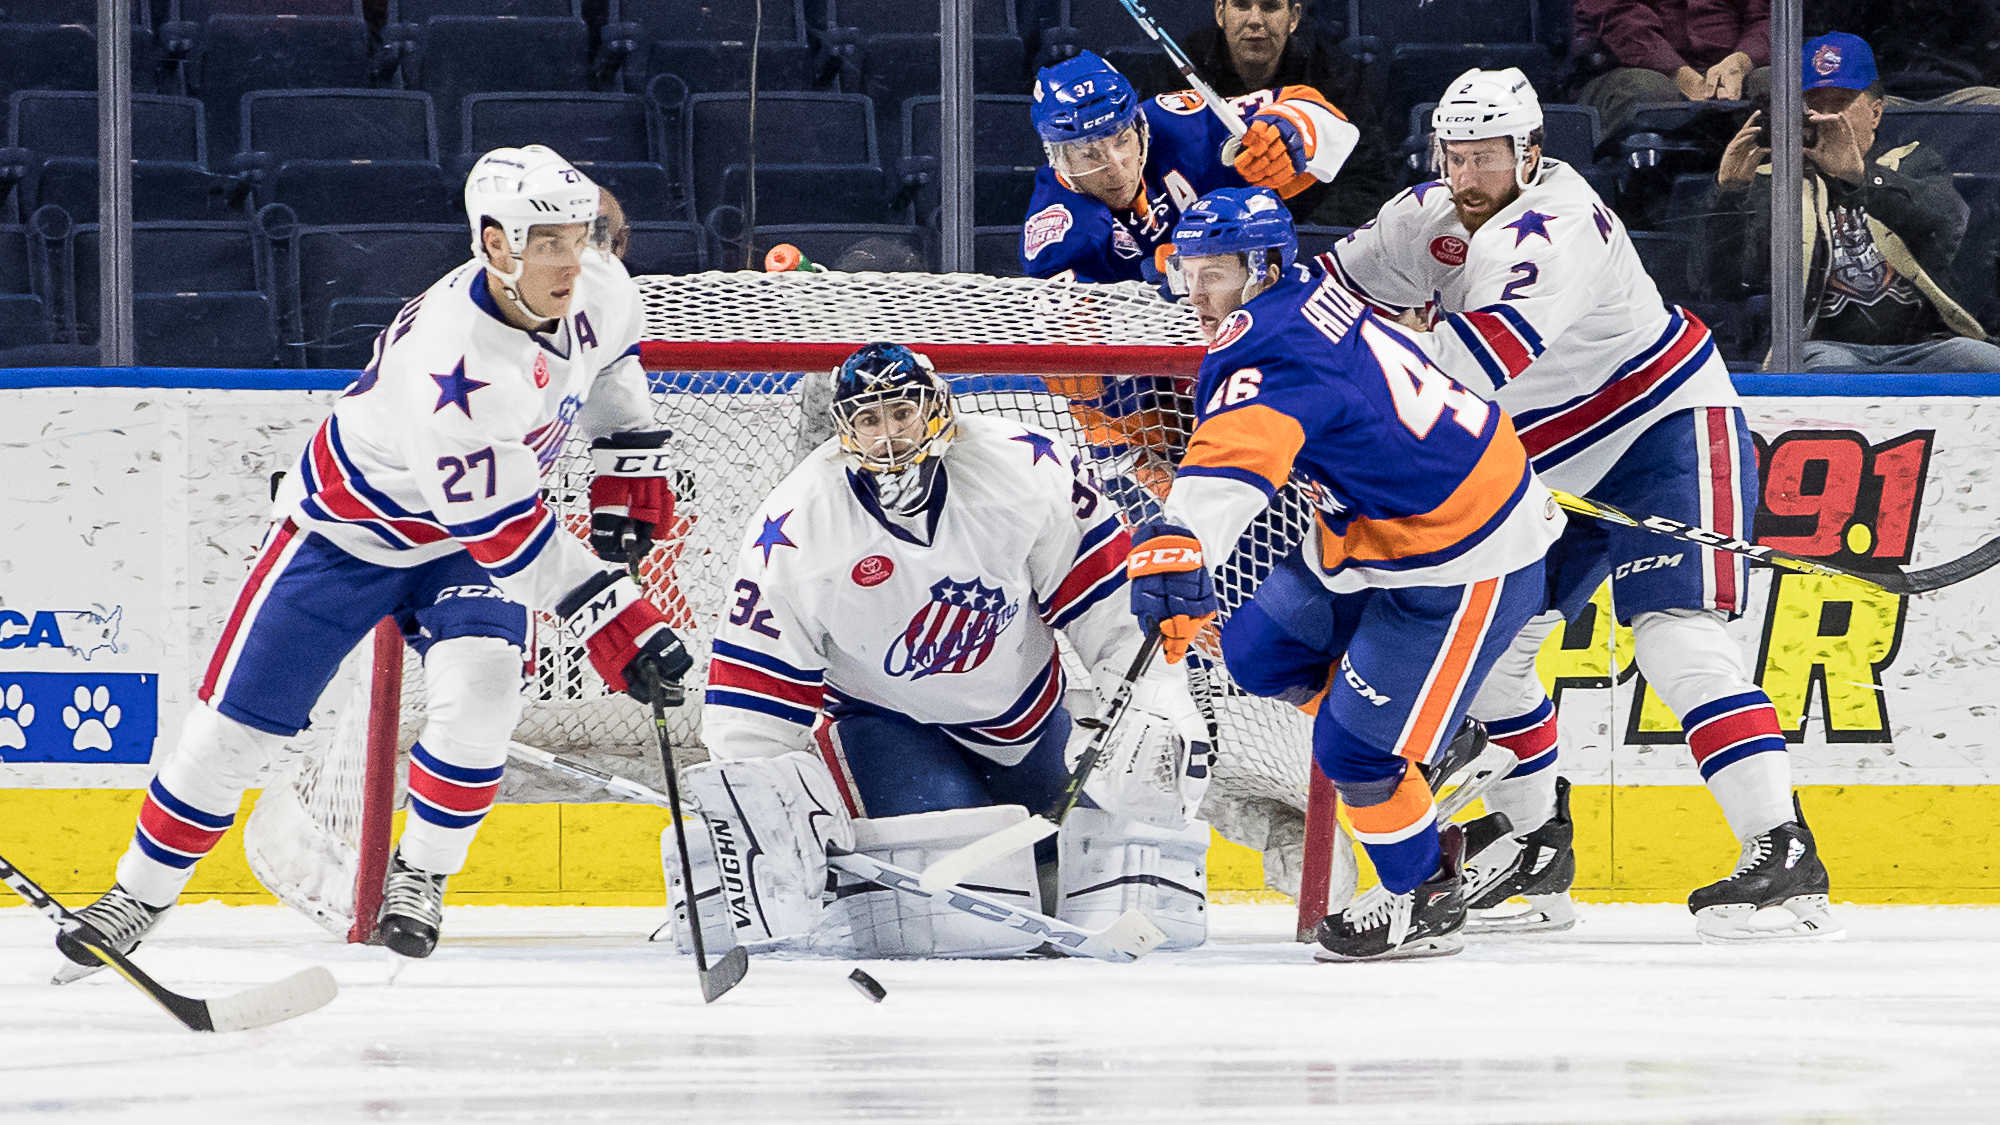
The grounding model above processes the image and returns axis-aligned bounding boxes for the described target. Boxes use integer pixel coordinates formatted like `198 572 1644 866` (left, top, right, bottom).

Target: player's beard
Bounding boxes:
1451 189 1500 232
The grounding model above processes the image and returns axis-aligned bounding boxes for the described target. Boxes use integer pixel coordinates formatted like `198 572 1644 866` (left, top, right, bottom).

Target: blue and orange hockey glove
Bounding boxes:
1127 523 1218 664
1233 89 1346 199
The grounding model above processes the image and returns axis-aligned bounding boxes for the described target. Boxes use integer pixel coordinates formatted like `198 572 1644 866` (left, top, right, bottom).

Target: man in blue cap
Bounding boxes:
1714 31 2000 371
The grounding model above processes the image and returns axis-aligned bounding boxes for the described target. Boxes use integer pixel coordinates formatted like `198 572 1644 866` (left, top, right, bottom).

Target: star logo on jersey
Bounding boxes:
431 359 488 417
883 577 1019 680
1504 210 1555 246
1592 205 1615 243
1012 431 1059 465
754 512 796 564
1409 181 1447 204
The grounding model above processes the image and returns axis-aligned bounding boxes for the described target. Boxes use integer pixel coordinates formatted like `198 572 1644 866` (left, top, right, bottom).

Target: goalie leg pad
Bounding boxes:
1057 807 1209 951
394 636 525 877
675 751 857 945
814 805 1044 958
660 818 739 956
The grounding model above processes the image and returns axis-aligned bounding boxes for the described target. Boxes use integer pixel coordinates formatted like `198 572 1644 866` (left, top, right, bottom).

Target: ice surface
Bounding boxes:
3 902 1997 1123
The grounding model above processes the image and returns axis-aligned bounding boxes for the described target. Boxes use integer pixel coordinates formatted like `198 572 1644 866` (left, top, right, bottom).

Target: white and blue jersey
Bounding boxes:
703 415 1139 767
1323 160 1739 494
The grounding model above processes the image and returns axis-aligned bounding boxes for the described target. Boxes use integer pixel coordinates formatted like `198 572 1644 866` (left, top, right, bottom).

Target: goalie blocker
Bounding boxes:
658 753 1208 958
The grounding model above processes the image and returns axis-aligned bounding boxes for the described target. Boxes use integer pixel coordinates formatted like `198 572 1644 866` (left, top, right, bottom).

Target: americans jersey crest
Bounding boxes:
883 576 1019 679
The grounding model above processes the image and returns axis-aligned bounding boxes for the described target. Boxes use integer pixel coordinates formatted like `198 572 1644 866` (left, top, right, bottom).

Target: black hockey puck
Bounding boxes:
847 968 886 1003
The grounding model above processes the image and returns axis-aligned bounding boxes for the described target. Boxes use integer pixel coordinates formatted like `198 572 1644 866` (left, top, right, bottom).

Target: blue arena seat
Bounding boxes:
295 223 468 368
134 291 279 366
10 91 216 222
239 90 451 223
1878 107 2000 177
0 290 48 347
1628 230 1697 305
827 0 1017 37
462 92 660 164
620 219 706 275
190 8 374 156
973 224 1023 276
625 0 815 96
74 219 262 336
1294 224 1356 263
684 91 877 221
1359 0 1537 45
717 163 889 225
394 0 591 157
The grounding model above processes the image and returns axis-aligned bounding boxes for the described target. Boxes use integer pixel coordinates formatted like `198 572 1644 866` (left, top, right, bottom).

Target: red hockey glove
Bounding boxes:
1126 523 1218 665
558 572 693 702
589 429 675 564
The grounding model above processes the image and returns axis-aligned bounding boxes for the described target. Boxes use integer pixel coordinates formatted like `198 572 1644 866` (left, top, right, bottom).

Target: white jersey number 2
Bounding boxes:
1360 320 1490 440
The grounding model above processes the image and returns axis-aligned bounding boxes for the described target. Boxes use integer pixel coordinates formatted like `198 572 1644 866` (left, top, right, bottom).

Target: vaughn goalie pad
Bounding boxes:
1058 807 1210 950
657 751 855 954
813 805 1044 959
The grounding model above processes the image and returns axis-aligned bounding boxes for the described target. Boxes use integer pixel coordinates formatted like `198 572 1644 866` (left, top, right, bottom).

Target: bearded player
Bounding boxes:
1129 187 1564 960
1022 49 1358 283
1323 69 1838 942
661 343 1215 960
56 146 691 969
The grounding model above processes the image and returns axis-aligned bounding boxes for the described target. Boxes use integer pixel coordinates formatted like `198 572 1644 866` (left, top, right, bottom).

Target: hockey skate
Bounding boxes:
52 884 169 984
1314 823 1467 962
1419 719 1516 821
1464 776 1577 934
377 851 448 959
1689 795 1842 944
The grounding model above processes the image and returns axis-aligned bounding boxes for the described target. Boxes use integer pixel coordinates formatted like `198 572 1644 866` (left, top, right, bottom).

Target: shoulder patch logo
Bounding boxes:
852 555 895 587
1154 90 1206 115
1110 224 1142 259
1024 204 1074 260
1429 235 1468 266
1208 309 1254 352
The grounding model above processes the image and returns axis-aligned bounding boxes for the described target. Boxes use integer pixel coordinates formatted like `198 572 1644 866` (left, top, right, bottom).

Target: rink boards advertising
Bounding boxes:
1 377 1995 902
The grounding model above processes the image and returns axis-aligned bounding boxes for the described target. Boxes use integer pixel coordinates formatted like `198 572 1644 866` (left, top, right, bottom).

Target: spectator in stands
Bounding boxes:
1807 0 2000 105
1572 0 1771 134
1134 0 1395 227
1713 32 2000 371
593 189 631 261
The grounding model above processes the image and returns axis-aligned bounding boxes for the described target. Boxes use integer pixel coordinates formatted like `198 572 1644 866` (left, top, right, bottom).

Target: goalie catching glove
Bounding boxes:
1126 522 1217 664
1083 661 1212 830
1231 88 1360 200
588 429 675 564
556 571 692 703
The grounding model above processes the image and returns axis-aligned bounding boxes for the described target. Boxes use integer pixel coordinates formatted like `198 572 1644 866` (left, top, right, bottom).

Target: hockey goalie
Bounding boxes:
660 342 1215 958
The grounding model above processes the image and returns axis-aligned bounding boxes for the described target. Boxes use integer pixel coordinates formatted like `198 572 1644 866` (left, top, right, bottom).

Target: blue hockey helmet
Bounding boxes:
830 342 957 476
1031 51 1141 144
1170 187 1297 273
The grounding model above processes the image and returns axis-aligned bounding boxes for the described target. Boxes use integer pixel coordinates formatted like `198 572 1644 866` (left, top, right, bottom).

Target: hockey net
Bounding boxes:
245 270 1335 943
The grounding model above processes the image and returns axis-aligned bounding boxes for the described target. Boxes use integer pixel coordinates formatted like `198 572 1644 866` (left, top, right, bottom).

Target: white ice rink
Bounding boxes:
3 901 1996 1124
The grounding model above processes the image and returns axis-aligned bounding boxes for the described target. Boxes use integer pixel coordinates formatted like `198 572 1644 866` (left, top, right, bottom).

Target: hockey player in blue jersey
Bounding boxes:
1125 188 1565 960
1021 50 1358 283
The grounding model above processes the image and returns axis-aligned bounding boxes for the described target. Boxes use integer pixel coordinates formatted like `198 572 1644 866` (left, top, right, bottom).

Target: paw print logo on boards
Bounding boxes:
63 685 121 752
0 684 33 751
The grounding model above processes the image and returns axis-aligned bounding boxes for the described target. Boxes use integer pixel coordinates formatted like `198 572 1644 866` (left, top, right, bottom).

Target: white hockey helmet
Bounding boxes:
1431 68 1545 189
464 145 599 298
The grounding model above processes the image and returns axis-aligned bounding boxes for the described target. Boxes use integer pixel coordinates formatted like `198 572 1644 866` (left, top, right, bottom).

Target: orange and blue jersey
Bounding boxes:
1160 264 1564 594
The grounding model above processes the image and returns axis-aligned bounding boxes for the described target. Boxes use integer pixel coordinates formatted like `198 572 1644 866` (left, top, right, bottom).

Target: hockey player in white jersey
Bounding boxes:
56 145 693 968
1324 70 1837 942
664 343 1215 959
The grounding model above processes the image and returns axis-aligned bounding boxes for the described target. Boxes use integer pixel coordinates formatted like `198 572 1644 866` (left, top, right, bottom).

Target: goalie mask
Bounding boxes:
830 342 956 512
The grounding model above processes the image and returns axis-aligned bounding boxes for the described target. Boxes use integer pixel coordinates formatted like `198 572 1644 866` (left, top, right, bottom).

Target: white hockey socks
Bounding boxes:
1058 807 1209 950
118 704 287 908
395 637 524 877
1632 610 1794 840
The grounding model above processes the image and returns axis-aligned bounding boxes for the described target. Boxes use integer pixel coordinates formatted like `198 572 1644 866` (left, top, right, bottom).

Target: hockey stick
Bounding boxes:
499 743 1167 963
826 848 1166 963
640 664 750 1003
917 632 1164 893
1109 0 1249 162
1551 489 2000 596
0 851 338 1033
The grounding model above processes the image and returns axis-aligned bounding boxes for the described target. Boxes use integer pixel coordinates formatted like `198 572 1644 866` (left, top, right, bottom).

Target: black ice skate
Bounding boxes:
53 884 169 982
1418 719 1515 821
1465 776 1577 934
1688 795 1842 943
1315 823 1467 962
377 851 448 959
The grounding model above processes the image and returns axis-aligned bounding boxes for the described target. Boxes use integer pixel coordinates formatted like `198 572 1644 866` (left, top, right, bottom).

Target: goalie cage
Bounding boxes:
242 270 1345 945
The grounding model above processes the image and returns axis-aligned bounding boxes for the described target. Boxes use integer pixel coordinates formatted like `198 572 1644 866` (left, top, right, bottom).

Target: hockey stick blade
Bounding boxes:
1 850 337 1032
1551 489 2000 596
829 849 1166 962
699 945 750 1003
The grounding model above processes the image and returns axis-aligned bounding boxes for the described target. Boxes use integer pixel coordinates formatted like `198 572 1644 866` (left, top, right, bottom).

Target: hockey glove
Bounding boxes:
1085 666 1213 830
557 571 694 703
589 429 676 564
1127 522 1217 664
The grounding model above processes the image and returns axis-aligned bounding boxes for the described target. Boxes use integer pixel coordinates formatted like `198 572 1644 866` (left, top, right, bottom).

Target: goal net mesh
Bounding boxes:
246 271 1321 936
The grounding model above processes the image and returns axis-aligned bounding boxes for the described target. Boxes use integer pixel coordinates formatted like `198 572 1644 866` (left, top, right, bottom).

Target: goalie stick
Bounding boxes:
1110 0 1249 163
500 743 1167 963
0 850 338 1033
1551 489 2000 596
917 631 1164 893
